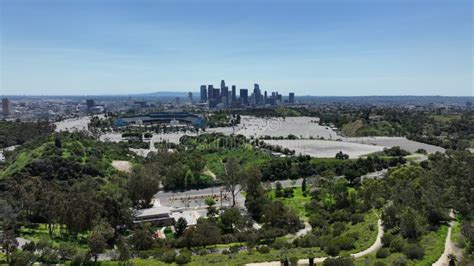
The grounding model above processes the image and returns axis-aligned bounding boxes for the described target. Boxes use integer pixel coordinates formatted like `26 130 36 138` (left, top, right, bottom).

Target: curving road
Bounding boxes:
246 218 384 266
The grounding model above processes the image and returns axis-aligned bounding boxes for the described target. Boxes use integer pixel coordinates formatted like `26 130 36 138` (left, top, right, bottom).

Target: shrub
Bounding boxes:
22 242 36 252
229 246 240 254
283 187 295 198
11 250 36 266
272 238 291 250
325 240 340 256
389 236 406 253
332 221 346 237
336 236 354 250
374 262 387 266
323 256 354 266
403 244 424 260
376 248 390 258
392 256 408 266
289 256 299 266
381 232 394 247
161 250 176 263
257 245 271 254
350 213 365 224
175 253 191 265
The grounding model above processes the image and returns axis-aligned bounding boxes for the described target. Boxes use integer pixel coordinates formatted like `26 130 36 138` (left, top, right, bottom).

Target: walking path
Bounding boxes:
247 218 383 266
433 210 463 266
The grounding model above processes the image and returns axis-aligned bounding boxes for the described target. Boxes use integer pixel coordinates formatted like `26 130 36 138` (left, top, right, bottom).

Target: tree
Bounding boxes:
58 242 77 261
245 166 267 221
192 218 221 247
10 250 36 266
98 183 133 232
88 233 106 262
127 166 160 208
205 197 218 218
117 237 131 262
220 207 243 233
129 225 154 251
301 178 307 192
400 207 425 239
175 217 188 238
275 181 283 197
221 157 245 207
2 230 18 264
335 151 349 160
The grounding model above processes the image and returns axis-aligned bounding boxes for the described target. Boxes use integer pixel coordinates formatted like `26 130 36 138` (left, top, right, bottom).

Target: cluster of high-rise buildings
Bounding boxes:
199 80 295 108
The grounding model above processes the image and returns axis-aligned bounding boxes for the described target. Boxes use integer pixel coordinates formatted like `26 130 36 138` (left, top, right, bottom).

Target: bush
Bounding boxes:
175 253 191 265
229 245 240 254
403 244 424 260
376 248 390 258
283 187 295 198
335 236 354 250
350 213 365 224
11 250 36 266
374 262 387 266
392 256 408 266
381 232 394 247
389 236 406 253
332 221 346 237
325 240 340 256
257 245 271 254
323 256 354 266
161 250 176 263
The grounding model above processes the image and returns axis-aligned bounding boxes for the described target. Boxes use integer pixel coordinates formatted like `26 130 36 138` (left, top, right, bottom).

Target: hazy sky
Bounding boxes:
1 0 472 96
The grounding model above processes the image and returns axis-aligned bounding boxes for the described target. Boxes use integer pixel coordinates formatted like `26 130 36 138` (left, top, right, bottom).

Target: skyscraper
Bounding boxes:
207 85 214 100
220 80 226 90
222 86 229 105
253 83 261 105
2 98 11 116
86 99 95 109
200 85 207 103
289 93 295 104
188 92 193 104
231 85 237 103
240 89 249 105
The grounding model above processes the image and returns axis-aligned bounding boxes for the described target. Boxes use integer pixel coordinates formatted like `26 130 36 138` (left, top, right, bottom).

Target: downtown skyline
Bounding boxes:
1 0 472 96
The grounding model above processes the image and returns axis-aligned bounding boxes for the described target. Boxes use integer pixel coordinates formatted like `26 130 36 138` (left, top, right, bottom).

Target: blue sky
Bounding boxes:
1 0 472 96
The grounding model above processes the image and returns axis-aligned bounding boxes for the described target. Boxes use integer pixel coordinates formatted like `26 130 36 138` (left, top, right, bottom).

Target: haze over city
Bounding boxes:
1 0 472 96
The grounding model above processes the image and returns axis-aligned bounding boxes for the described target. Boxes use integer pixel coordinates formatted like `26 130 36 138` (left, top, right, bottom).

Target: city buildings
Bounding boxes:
200 85 207 103
198 80 294 108
188 92 193 104
86 99 95 110
2 98 11 116
289 93 295 104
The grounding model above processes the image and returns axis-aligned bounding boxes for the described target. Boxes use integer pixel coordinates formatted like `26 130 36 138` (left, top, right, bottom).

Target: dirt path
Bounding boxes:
111 160 132 173
246 218 384 266
433 210 463 266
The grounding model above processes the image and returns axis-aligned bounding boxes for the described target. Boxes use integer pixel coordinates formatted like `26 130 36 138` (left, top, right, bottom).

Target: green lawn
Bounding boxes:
204 147 270 176
270 187 311 218
18 224 89 251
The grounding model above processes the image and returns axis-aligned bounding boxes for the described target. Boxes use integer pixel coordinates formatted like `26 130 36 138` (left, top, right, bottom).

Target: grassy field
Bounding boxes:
430 114 462 123
270 187 311 218
204 146 270 176
18 224 89 251
354 224 448 266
